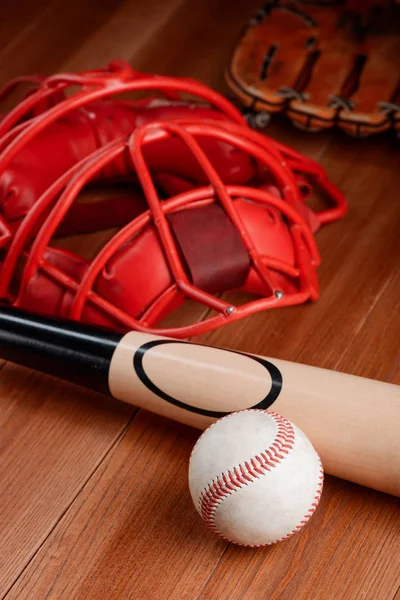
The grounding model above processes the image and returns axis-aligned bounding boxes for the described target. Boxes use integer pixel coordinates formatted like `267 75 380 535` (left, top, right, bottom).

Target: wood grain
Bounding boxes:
0 1 399 599
0 364 134 595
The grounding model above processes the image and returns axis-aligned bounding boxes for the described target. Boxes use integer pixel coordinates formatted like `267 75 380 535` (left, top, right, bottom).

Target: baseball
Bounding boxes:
188 410 324 547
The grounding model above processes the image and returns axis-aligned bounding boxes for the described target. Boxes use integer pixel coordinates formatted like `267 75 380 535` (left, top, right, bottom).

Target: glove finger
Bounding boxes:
337 29 400 136
227 2 314 114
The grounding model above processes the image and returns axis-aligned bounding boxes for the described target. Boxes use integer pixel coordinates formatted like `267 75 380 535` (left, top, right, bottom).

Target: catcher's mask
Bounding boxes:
0 118 346 338
0 61 346 337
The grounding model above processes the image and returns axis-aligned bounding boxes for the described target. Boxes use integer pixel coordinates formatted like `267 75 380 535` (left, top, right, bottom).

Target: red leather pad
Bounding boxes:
167 204 251 294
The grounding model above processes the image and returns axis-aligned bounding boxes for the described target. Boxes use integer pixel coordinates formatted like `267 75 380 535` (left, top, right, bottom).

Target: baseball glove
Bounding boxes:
226 0 400 136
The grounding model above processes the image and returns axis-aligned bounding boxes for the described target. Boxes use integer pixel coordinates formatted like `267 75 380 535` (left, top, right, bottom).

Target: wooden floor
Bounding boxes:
0 1 399 598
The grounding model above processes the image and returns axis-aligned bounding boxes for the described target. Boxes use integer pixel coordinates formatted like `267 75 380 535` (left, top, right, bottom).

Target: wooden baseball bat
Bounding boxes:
0 306 398 497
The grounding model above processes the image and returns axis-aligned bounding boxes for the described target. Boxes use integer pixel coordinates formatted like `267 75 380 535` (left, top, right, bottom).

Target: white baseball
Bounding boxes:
188 410 324 547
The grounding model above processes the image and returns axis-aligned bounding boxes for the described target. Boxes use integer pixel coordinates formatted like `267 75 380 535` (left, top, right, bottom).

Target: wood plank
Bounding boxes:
0 365 133 596
4 412 225 600
61 0 190 74
62 0 262 78
197 478 400 600
0 0 120 85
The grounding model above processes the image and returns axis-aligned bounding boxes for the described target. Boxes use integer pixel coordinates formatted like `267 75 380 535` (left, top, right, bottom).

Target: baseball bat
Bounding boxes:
0 306 398 497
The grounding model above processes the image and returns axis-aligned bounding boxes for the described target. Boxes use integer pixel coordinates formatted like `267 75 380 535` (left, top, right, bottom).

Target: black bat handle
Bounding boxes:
0 306 123 395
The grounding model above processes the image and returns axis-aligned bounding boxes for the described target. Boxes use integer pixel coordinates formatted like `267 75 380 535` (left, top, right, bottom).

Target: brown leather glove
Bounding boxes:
226 0 400 136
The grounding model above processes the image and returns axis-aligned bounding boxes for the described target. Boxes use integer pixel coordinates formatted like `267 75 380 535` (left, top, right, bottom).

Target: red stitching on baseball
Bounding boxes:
194 410 324 548
197 411 294 537
270 458 324 546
